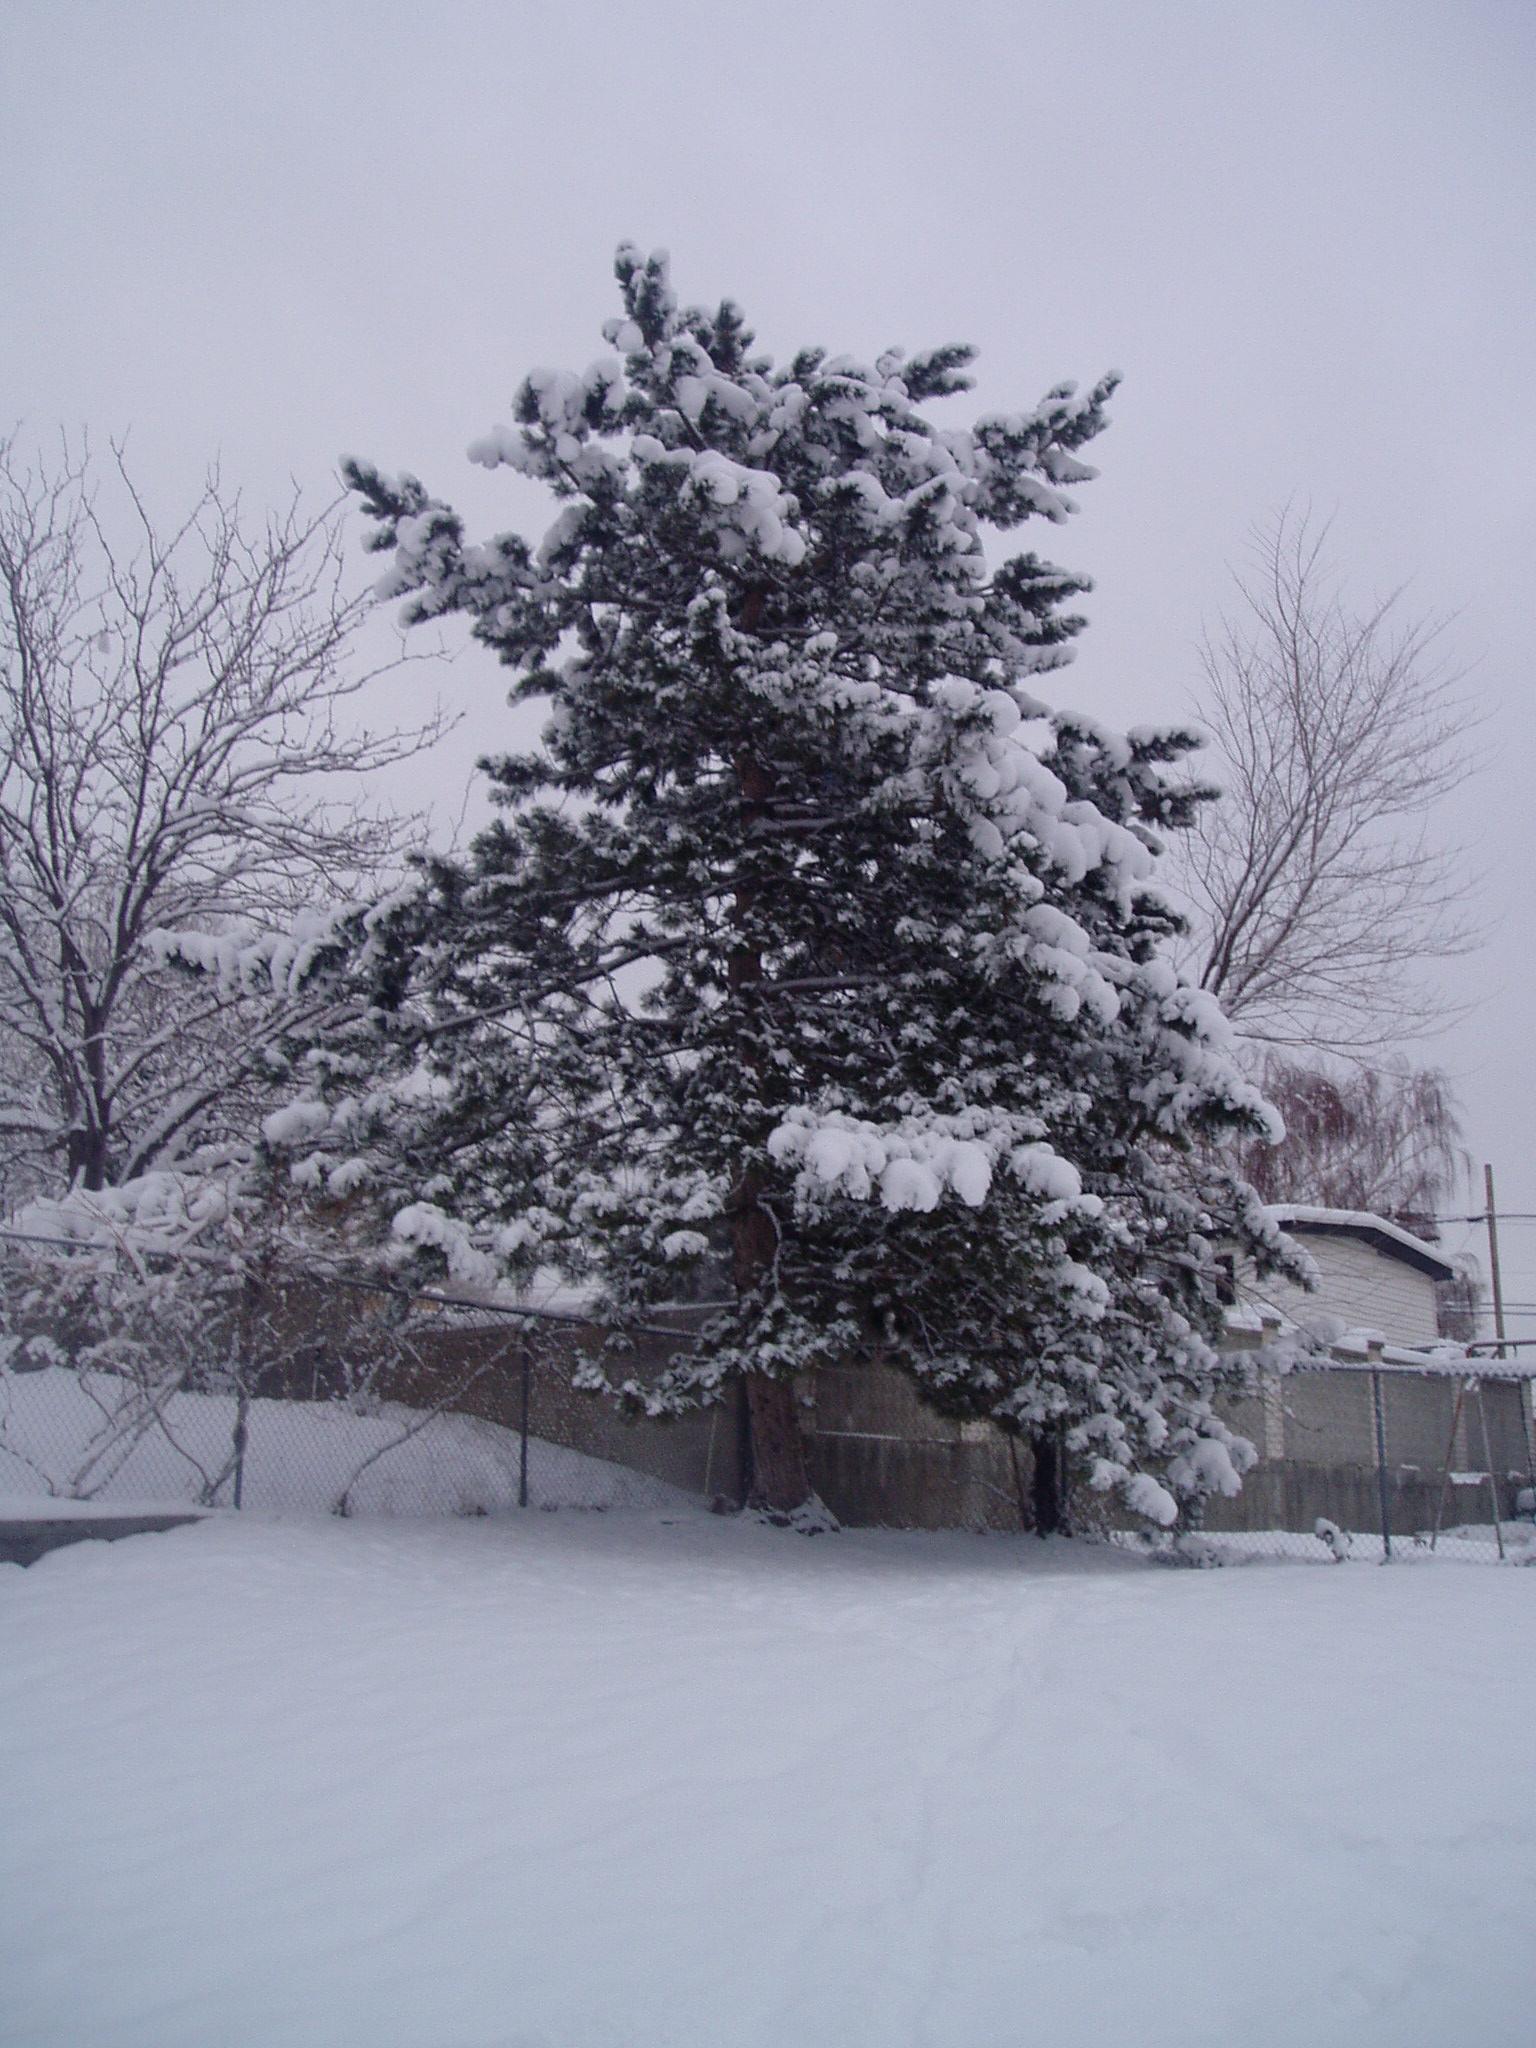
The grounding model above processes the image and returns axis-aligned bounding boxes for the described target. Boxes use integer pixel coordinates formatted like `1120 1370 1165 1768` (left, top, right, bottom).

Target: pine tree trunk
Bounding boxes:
728 623 824 1526
743 1370 815 1516
1030 1429 1066 1537
730 1157 820 1519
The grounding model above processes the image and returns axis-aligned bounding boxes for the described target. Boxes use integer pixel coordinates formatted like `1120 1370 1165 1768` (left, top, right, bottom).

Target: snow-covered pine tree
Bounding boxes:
302 245 1290 1526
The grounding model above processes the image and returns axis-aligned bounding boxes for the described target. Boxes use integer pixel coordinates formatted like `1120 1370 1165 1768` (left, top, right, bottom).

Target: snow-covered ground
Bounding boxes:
2 1511 1532 2048
0 1366 688 1514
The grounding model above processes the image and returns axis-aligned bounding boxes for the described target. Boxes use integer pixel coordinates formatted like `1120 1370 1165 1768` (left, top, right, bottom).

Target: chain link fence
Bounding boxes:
4 1231 1533 1559
1162 1358 1536 1566
0 1254 729 1519
802 1355 1536 1564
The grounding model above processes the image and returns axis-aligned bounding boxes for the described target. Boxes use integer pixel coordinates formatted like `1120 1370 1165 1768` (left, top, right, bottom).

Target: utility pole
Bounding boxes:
1483 1162 1536 1492
1483 1163 1508 1361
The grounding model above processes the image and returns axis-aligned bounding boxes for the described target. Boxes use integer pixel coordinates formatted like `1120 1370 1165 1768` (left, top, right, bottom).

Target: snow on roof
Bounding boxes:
1337 1342 1536 1380
1263 1204 1457 1281
1220 1305 1536 1378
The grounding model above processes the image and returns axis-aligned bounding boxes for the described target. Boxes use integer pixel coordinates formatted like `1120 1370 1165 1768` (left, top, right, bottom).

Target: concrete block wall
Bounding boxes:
808 1430 1022 1532
1279 1369 1378 1465
1465 1377 1534 1487
262 1299 1535 1533
1200 1462 1448 1539
390 1320 747 1503
803 1359 1025 1531
1207 1367 1535 1530
1374 1371 1456 1469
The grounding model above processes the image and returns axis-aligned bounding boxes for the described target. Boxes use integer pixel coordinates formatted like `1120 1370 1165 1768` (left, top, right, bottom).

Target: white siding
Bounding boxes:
1242 1231 1442 1346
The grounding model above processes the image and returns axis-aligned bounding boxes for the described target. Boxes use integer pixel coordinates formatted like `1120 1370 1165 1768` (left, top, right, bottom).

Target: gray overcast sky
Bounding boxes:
4 0 1534 1312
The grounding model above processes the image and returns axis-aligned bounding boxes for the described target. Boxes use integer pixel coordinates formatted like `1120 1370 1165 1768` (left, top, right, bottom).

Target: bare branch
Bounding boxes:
0 431 451 1199
1234 1051 1470 1226
1171 506 1481 1056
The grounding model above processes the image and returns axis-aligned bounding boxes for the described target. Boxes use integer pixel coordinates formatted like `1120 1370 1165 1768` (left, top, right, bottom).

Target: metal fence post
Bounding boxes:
230 1389 249 1511
1472 1379 1506 1561
518 1347 531 1509
232 1258 260 1511
1370 1367 1392 1562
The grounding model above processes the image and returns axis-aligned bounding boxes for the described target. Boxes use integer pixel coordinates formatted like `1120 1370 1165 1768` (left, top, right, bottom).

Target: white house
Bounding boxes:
1240 1204 1456 1348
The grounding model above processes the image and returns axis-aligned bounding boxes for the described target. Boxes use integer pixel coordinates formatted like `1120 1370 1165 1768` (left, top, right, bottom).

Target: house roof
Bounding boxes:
1264 1204 1458 1282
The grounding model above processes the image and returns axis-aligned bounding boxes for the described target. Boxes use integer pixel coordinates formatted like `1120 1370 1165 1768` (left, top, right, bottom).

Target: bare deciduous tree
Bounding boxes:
1233 1053 1468 1233
1176 508 1478 1054
0 434 446 1200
